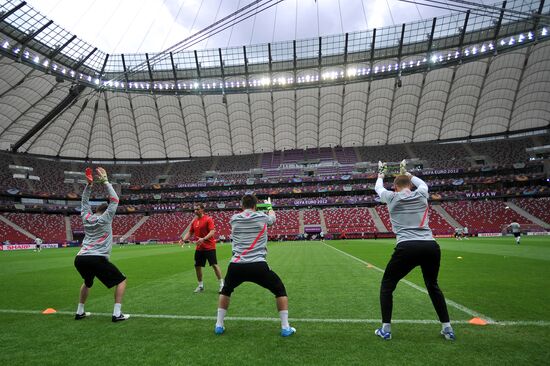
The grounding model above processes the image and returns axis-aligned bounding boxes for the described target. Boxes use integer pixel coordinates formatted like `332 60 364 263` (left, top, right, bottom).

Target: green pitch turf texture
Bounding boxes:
1 237 549 366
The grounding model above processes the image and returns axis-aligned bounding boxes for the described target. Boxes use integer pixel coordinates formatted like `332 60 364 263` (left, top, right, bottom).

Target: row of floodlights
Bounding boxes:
1 28 547 91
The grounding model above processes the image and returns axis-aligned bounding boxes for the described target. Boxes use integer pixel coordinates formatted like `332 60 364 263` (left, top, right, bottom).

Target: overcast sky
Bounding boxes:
27 0 464 54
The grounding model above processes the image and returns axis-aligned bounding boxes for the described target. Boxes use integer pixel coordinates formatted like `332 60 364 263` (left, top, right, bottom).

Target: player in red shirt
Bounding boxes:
181 204 224 293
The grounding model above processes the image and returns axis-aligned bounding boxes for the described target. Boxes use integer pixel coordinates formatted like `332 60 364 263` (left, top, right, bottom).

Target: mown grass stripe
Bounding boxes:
323 243 497 323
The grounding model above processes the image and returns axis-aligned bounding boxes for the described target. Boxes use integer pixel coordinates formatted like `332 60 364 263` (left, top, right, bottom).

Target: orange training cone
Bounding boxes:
469 317 488 325
42 308 57 314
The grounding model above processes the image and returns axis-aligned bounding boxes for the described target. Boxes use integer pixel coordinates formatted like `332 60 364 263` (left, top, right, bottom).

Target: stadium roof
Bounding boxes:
0 0 549 159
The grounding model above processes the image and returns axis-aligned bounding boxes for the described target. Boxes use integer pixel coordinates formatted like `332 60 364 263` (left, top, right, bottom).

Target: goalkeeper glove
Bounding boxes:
85 167 94 185
399 159 407 175
257 197 273 212
96 167 108 184
377 161 388 176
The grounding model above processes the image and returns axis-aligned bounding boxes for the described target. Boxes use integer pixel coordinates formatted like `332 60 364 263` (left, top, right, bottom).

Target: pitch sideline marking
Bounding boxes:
323 243 496 323
0 309 548 326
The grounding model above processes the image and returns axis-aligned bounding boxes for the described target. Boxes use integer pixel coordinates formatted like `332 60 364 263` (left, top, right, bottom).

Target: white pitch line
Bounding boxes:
0 309 548 326
323 243 496 323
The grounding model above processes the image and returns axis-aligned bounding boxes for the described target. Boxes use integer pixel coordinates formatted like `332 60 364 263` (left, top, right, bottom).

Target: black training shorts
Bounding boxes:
220 261 287 298
194 249 218 267
74 255 126 289
513 232 521 238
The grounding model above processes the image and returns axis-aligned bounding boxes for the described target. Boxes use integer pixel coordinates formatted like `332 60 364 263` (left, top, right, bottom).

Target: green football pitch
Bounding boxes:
1 237 549 365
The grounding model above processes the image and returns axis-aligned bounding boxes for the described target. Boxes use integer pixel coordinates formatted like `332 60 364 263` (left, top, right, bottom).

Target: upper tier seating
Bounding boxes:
215 154 258 172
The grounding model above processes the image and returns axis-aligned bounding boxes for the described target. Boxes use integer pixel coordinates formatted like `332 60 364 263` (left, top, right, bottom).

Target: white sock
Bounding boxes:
220 279 224 286
442 322 452 331
77 303 85 314
113 303 122 317
216 308 227 327
382 323 391 333
279 310 289 329
198 281 204 288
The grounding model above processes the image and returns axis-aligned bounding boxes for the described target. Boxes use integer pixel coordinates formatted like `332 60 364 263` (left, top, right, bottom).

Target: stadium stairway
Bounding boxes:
506 201 550 229
368 207 388 232
120 216 149 242
180 220 193 238
431 205 462 229
319 210 328 233
463 143 477 158
404 144 416 159
210 156 219 171
64 216 73 241
354 147 362 162
0 215 35 240
298 211 305 233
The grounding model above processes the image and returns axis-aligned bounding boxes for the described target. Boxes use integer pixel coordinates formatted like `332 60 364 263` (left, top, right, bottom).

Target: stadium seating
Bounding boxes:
322 208 377 235
441 200 536 234
469 138 531 166
70 215 83 232
217 172 250 182
0 220 32 243
111 215 144 236
303 209 321 225
269 210 300 236
133 212 195 242
375 205 392 231
261 151 283 169
357 144 408 163
510 197 550 224
168 159 211 184
427 206 454 235
215 154 258 172
125 164 167 186
333 146 357 164
3 213 66 242
411 143 471 168
208 210 239 238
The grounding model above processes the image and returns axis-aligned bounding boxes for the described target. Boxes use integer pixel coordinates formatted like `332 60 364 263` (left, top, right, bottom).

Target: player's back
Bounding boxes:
230 210 275 263
79 212 114 257
386 190 433 243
